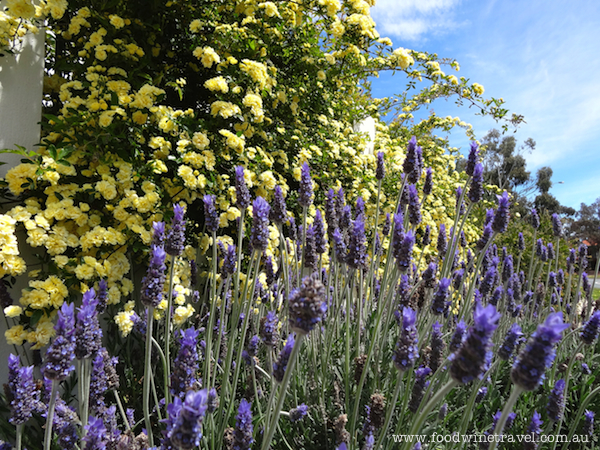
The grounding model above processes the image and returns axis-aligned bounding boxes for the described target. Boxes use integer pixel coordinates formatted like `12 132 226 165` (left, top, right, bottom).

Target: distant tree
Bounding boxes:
533 166 563 215
570 198 600 245
480 129 534 194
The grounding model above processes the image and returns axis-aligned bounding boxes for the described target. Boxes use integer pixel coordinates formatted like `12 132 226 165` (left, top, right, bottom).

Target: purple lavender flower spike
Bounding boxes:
233 399 253 450
407 184 421 226
449 320 467 353
202 195 219 233
498 323 524 361
314 209 326 254
251 197 270 252
289 275 327 335
583 410 595 436
408 366 432 413
429 322 446 373
466 141 479 177
511 312 569 390
547 242 555 261
165 203 186 256
168 389 209 450
452 268 464 291
325 188 338 236
289 404 309 422
382 213 391 236
551 213 563 238
449 304 500 384
502 255 514 283
304 225 318 271
491 191 510 233
468 163 484 203
524 411 543 450
75 288 102 360
393 307 419 371
530 208 540 230
298 162 313 208
423 167 433 196
581 311 600 345
10 365 40 425
260 311 279 348
270 185 288 224
222 244 237 277
396 230 415 273
89 348 119 412
476 223 494 251
547 379 566 422
484 208 495 225
518 232 525 251
96 279 108 314
151 221 166 248
455 186 466 216
422 262 437 288
332 228 347 264
403 136 422 184
340 205 352 231
235 166 251 210
376 151 385 180
437 223 447 257
54 399 79 448
347 217 367 269
355 196 365 219
578 244 588 270
335 187 346 219
422 224 431 246
82 415 108 450
567 248 576 272
171 327 200 398
140 245 167 308
44 302 76 381
431 278 451 316
273 333 296 382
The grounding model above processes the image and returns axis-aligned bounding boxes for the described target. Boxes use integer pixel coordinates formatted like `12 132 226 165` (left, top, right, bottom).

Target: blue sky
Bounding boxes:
369 0 600 211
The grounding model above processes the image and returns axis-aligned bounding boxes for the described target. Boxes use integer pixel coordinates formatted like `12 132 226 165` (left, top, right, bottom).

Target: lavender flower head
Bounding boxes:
314 209 326 254
233 399 253 450
140 245 167 308
551 213 563 237
407 184 422 226
332 228 347 264
449 320 467 353
273 333 296 383
578 244 588 270
222 244 237 277
518 232 525 251
546 379 566 422
235 166 251 210
165 203 186 256
393 307 419 371
408 367 432 413
403 136 422 184
355 196 365 219
203 195 219 233
270 185 288 224
498 323 524 361
423 167 433 196
530 208 540 230
298 162 313 207
290 403 309 422
581 311 600 345
347 217 367 269
304 225 318 271
376 151 386 180
82 416 108 450
171 327 200 398
289 275 327 335
10 364 40 425
422 262 437 288
466 141 479 176
260 311 279 347
511 312 569 390
395 230 415 273
44 302 76 381
168 389 209 450
583 410 595 436
431 278 451 316
382 213 391 237
491 191 510 233
468 163 484 203
437 223 447 257
151 221 166 247
75 288 102 360
96 279 108 314
449 304 500 384
251 197 270 252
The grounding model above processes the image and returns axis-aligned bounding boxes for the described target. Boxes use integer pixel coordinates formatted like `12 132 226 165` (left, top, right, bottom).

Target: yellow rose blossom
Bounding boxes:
472 83 485 96
210 101 241 119
5 325 28 346
5 163 37 195
204 76 229 93
219 129 245 153
4 305 23 318
173 304 195 326
193 46 220 68
114 310 135 337
31 319 56 349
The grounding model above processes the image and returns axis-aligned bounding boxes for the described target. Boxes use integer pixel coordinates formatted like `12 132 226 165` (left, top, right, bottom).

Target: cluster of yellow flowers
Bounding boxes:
1 0 507 350
0 0 67 54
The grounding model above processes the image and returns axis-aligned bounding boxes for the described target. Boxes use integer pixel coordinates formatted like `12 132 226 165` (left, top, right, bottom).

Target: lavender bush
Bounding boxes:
1 144 599 450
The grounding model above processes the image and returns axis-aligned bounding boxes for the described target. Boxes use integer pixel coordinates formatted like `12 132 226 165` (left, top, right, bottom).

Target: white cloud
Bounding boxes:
371 0 462 41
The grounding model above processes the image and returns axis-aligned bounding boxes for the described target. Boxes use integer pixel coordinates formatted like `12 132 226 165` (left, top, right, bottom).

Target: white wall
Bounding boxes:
0 31 45 381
